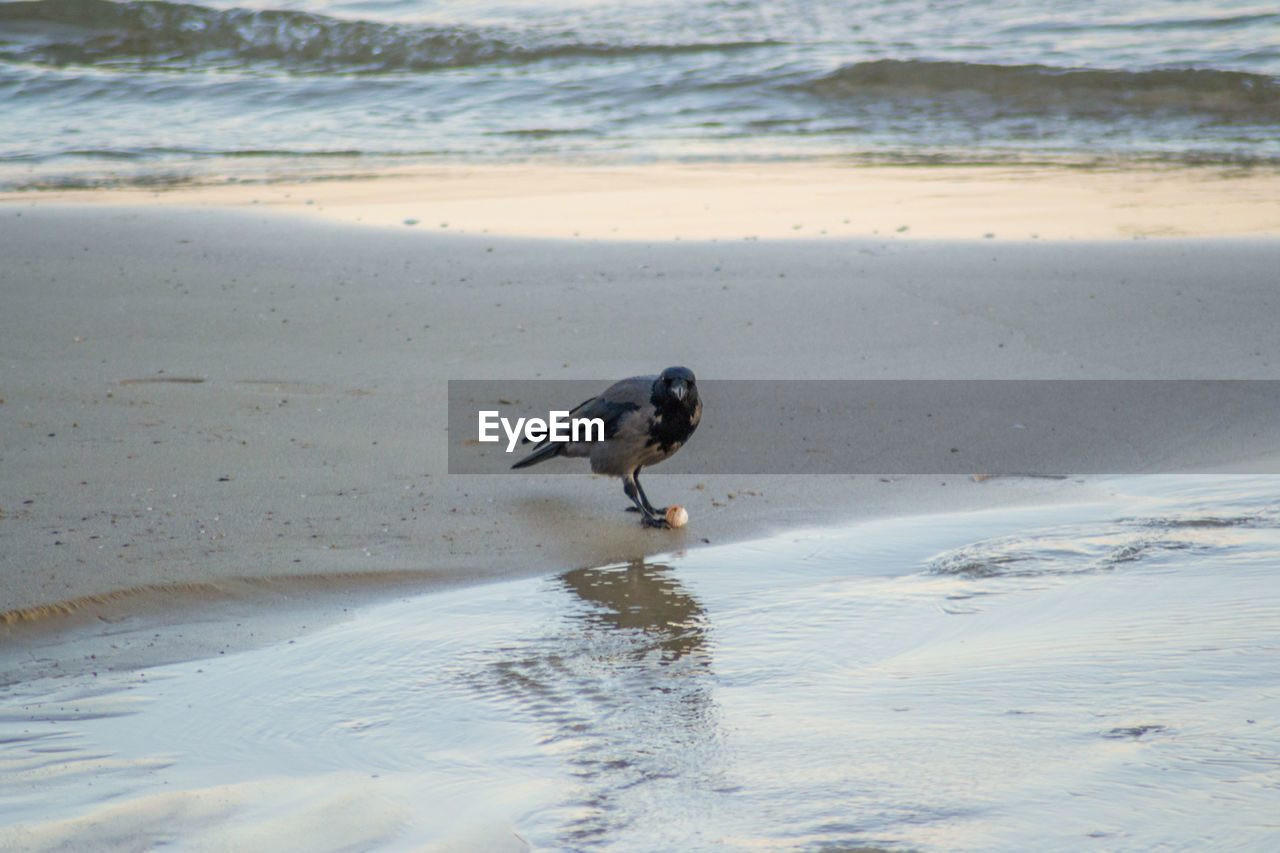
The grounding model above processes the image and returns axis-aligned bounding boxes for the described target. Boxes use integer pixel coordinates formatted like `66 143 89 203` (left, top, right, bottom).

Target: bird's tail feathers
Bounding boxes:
511 441 564 469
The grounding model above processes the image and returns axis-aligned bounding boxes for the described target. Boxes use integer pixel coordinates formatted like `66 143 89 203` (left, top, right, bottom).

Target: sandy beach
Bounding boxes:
2 161 1280 852
2 162 1279 674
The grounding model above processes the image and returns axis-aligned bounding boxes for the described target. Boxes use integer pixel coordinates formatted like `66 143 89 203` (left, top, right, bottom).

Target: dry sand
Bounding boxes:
12 162 1280 241
2 163 1278 678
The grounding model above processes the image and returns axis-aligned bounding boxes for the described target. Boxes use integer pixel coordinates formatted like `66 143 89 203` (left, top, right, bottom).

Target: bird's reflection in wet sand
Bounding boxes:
474 560 721 847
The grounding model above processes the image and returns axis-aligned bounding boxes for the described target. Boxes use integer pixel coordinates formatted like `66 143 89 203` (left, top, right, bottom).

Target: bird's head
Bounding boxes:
657 366 697 405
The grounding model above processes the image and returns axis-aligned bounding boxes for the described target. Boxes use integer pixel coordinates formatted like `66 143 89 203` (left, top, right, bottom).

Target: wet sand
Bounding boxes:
2 164 1279 678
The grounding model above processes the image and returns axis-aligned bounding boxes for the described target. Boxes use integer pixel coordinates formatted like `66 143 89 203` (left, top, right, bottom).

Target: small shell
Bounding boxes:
666 505 689 528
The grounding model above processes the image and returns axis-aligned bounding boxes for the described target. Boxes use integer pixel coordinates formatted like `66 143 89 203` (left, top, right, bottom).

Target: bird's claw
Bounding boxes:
640 514 671 529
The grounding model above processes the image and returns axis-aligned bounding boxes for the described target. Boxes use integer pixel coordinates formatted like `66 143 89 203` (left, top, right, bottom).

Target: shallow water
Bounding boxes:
2 0 1279 187
2 475 1279 851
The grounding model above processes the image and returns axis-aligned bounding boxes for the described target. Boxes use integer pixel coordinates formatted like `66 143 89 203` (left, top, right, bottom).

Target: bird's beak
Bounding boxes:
671 380 687 402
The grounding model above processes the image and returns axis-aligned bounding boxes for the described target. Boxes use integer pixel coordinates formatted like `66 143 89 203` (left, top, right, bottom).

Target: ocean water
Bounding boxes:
1 0 1279 187
2 475 1278 851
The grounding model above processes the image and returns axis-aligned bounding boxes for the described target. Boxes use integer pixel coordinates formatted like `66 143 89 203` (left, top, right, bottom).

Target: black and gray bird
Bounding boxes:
512 366 702 528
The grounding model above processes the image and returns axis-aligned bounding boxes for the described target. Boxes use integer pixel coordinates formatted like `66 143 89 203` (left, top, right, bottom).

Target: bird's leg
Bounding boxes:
623 469 669 528
623 469 665 515
632 469 667 516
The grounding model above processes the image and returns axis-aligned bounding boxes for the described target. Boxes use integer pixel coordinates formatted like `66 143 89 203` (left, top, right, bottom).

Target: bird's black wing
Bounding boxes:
566 394 642 441
512 392 640 469
557 374 653 441
521 375 651 452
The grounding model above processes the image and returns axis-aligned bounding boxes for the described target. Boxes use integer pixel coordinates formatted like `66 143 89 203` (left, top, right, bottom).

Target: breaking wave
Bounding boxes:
800 59 1280 122
0 0 775 73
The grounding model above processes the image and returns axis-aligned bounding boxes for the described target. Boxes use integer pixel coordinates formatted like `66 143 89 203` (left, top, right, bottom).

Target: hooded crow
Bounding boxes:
512 366 702 528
